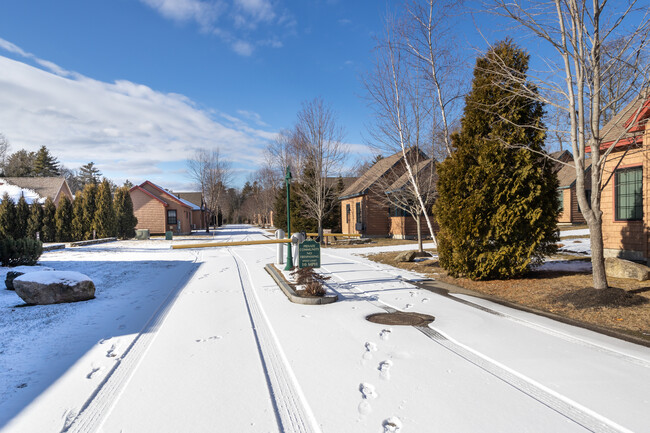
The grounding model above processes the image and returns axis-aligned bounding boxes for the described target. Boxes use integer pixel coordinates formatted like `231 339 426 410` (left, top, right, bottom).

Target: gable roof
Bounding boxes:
386 159 436 193
0 178 43 204
175 192 204 209
599 95 649 148
340 148 427 200
130 185 169 206
139 181 200 210
2 177 69 202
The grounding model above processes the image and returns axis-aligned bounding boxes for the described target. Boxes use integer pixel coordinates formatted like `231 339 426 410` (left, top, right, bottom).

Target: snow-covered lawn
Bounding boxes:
1 225 647 433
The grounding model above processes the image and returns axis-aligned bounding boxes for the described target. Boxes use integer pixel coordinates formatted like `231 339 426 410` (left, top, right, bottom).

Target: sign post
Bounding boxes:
284 167 293 270
298 240 321 268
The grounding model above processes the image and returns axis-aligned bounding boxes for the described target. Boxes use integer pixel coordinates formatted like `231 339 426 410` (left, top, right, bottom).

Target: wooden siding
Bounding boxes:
131 189 166 234
340 192 390 236
389 215 438 239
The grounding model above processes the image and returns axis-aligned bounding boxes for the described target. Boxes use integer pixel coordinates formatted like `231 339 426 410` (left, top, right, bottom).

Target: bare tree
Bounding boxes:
0 133 9 174
264 128 306 182
489 0 650 289
294 97 348 242
187 148 232 231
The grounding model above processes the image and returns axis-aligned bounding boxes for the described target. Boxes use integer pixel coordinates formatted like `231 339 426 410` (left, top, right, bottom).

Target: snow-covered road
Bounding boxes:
1 225 648 433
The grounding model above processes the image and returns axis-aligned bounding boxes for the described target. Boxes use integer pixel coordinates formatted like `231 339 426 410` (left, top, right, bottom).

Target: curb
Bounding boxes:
264 264 338 305
42 243 66 252
412 279 650 349
69 238 118 247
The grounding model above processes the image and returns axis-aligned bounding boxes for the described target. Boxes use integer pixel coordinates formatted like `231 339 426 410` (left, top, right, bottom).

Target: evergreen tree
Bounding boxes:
41 197 57 242
434 40 559 280
33 146 60 176
78 162 102 187
71 194 85 241
0 194 17 239
123 179 134 189
15 196 30 239
55 195 74 242
114 186 138 239
4 150 35 177
27 202 44 239
81 183 97 239
93 179 116 238
273 182 317 234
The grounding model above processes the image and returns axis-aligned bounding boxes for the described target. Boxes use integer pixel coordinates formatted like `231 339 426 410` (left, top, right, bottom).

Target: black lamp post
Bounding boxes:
284 166 293 270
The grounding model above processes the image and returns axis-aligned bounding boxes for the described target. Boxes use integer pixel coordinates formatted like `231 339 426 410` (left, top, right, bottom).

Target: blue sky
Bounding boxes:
0 0 501 190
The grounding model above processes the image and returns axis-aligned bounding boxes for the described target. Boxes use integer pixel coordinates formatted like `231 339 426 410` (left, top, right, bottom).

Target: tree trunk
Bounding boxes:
318 221 324 245
588 217 609 290
415 214 423 253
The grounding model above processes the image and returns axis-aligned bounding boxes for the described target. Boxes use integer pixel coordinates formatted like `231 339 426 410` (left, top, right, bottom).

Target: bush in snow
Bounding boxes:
15 196 30 239
0 237 43 267
0 193 18 239
41 197 57 243
93 179 116 238
71 193 85 241
81 183 97 240
290 267 329 297
27 202 43 240
434 40 559 280
114 186 138 239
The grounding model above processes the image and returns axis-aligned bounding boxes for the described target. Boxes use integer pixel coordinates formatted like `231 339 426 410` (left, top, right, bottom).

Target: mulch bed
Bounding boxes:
365 251 650 342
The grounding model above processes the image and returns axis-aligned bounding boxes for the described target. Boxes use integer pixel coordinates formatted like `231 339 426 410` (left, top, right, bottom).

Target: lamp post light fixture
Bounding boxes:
284 166 293 270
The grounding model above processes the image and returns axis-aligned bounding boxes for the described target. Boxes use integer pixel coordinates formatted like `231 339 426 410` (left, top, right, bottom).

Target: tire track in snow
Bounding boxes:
320 264 632 433
230 249 321 433
62 261 200 433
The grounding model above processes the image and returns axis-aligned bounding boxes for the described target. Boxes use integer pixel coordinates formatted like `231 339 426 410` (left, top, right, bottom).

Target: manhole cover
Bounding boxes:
366 312 435 326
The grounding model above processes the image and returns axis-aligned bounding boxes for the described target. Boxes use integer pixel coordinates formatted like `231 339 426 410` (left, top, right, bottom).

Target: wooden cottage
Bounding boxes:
129 181 200 235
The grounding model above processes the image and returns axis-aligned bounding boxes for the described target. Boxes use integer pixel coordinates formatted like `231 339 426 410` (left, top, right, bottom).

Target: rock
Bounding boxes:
605 257 650 281
13 271 95 305
395 251 417 263
5 266 54 290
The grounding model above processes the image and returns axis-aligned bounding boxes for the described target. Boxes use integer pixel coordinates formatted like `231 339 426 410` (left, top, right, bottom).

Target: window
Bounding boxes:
557 189 564 212
346 204 350 223
167 210 177 225
356 202 362 223
615 166 642 221
389 206 410 217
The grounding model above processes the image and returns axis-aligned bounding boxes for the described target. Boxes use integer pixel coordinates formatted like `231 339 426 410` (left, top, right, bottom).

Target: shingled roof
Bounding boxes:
2 177 70 201
601 95 650 145
340 148 426 200
386 159 435 192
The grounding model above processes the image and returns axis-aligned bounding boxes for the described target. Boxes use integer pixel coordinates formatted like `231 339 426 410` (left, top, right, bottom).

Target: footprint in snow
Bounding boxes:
410 291 418 297
359 383 377 399
404 304 413 309
363 342 378 360
87 366 102 379
379 329 392 341
106 344 118 358
383 417 403 432
421 298 429 303
378 360 393 380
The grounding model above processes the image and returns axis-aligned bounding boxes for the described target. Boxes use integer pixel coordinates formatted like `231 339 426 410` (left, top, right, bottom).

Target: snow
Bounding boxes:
535 260 592 272
14 271 91 285
559 238 591 255
0 180 43 204
559 228 590 238
0 225 648 433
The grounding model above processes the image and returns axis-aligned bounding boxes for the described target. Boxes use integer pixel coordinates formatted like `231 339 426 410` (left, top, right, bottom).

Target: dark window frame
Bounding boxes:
346 204 350 223
167 209 178 225
355 202 362 223
614 166 642 221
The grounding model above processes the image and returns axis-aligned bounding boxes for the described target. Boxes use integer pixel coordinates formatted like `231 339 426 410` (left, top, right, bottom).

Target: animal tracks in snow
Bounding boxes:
379 329 392 341
194 336 222 343
378 360 392 380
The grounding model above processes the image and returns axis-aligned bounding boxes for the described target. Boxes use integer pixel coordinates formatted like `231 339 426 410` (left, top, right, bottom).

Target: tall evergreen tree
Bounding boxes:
0 194 17 239
15 196 30 239
78 162 102 187
93 179 116 238
435 40 559 280
114 186 138 239
27 202 44 239
33 146 60 176
55 195 74 242
81 183 98 239
41 197 57 242
4 150 35 177
71 194 85 241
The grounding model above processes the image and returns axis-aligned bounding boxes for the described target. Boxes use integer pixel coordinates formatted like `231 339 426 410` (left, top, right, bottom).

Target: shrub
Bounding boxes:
55 195 74 242
0 238 43 267
0 193 17 239
291 267 329 297
114 186 138 239
41 197 57 242
27 202 44 239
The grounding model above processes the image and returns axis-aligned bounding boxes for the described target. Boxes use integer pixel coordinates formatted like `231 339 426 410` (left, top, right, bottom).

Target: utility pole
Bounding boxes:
284 166 293 270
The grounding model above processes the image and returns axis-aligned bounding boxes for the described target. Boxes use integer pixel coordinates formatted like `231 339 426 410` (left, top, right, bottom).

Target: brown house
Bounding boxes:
594 96 650 262
551 150 592 225
130 181 200 235
339 149 430 238
175 192 208 230
1 177 74 205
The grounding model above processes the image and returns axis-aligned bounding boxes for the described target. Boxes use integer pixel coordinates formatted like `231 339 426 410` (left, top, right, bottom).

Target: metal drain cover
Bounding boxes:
366 312 435 326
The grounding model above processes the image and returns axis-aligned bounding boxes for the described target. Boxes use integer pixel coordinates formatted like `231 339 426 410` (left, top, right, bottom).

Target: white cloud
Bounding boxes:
231 39 254 56
140 0 223 30
0 45 276 187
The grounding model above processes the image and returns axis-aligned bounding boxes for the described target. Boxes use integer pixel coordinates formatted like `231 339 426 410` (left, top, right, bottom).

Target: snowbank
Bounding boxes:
15 271 91 285
0 180 43 204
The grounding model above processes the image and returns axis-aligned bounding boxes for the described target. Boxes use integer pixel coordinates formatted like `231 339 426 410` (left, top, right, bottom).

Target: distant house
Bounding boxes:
593 95 649 262
0 177 73 205
129 181 200 235
175 192 208 230
550 150 592 225
339 149 431 238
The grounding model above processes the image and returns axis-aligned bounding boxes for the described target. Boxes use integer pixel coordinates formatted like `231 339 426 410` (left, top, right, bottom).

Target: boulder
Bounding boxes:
13 271 95 305
396 251 417 263
605 257 650 281
5 266 54 290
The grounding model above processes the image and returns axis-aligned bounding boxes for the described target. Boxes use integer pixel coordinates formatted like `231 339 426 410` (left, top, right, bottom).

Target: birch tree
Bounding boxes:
187 148 232 231
489 0 650 289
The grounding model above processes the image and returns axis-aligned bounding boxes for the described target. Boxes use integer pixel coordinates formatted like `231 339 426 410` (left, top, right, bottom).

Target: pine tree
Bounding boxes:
33 146 60 176
4 150 35 177
78 162 102 187
0 194 17 239
81 183 97 239
71 194 85 241
114 186 138 239
55 195 73 242
27 202 44 239
41 197 57 242
15 196 30 239
93 179 116 238
434 39 559 280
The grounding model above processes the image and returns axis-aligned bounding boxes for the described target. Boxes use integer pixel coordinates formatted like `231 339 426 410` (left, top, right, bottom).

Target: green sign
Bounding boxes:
298 240 321 268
